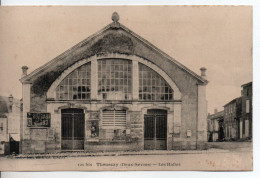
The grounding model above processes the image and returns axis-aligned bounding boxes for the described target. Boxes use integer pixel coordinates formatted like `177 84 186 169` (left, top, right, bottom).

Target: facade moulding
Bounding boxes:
46 100 182 104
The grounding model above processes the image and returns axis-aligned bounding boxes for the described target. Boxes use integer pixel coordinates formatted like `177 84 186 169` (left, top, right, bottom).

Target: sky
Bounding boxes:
0 6 252 114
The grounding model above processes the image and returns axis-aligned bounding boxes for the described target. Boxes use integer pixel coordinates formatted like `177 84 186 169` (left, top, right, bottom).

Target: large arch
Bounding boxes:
47 53 181 100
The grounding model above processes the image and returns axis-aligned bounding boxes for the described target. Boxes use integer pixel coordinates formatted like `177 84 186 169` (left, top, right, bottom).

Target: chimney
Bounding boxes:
200 67 207 80
21 66 28 77
214 109 218 114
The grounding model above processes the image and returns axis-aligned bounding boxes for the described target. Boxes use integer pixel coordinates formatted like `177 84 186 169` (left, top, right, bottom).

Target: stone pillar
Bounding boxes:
132 60 139 100
172 103 182 149
167 110 174 150
21 83 31 153
197 84 208 144
91 59 98 100
173 103 182 129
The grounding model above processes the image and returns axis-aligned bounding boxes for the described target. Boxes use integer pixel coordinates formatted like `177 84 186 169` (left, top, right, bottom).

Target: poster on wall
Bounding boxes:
27 113 51 127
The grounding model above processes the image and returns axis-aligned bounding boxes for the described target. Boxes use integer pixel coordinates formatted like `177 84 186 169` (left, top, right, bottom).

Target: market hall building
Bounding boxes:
19 12 208 154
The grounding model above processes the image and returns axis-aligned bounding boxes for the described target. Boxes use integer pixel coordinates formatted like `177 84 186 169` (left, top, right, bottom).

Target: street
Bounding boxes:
0 142 253 171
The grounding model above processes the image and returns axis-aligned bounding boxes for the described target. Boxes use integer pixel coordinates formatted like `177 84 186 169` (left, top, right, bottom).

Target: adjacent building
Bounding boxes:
0 95 21 154
222 81 252 141
240 82 252 140
207 109 224 142
223 97 242 141
19 12 208 154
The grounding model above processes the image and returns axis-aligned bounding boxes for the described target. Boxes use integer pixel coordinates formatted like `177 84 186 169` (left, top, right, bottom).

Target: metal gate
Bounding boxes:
61 108 85 150
144 109 167 150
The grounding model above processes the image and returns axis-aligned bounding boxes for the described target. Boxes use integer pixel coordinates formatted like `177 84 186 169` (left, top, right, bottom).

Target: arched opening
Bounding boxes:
144 109 167 150
61 108 85 150
56 62 91 100
47 54 181 101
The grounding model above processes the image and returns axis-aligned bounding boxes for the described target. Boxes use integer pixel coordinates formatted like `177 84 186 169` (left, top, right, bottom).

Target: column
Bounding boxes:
21 83 31 141
91 59 98 100
132 60 139 100
173 103 182 130
197 84 207 142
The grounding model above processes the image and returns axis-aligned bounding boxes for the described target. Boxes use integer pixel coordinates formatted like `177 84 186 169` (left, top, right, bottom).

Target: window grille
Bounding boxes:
102 110 126 129
139 63 173 101
56 62 91 100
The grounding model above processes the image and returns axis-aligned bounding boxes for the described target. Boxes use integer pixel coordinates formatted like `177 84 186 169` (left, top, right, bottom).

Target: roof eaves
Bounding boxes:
241 81 252 88
223 97 242 107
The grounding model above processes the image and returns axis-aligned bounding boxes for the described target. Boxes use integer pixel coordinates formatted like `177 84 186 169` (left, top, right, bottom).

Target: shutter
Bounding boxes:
246 100 250 113
115 110 127 127
102 110 115 127
102 110 126 129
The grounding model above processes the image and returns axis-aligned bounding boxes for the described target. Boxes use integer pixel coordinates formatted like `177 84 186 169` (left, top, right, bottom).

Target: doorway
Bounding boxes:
144 109 167 150
61 108 85 150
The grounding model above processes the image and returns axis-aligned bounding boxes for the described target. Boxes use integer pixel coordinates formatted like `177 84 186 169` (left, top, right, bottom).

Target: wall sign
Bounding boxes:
27 113 51 127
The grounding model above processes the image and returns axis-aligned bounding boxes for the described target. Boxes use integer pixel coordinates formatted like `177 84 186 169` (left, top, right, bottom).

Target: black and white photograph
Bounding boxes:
0 6 253 171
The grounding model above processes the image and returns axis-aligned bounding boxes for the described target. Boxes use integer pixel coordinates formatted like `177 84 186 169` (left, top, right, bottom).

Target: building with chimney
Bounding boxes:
207 109 224 142
19 12 208 153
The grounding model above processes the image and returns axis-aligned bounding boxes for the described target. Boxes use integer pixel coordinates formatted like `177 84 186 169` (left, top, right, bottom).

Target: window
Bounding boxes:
56 63 91 100
139 63 173 101
98 59 132 100
102 109 126 129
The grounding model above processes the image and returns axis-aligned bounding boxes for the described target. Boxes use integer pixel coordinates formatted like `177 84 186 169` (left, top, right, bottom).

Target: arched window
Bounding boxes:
55 62 91 100
98 59 132 100
139 63 173 101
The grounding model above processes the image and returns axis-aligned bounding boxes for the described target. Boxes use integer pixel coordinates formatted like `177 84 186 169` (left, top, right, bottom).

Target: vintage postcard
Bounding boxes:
0 6 252 171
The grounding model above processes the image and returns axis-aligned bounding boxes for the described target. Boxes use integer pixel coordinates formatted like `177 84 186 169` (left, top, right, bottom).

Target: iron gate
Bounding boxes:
144 109 167 150
61 108 85 150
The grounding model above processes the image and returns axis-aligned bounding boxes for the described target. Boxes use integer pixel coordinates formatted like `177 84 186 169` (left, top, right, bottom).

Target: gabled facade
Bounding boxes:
19 12 208 153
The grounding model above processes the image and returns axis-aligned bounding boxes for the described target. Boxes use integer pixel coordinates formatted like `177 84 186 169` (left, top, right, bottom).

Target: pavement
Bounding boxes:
2 141 252 159
0 141 253 171
11 148 230 159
